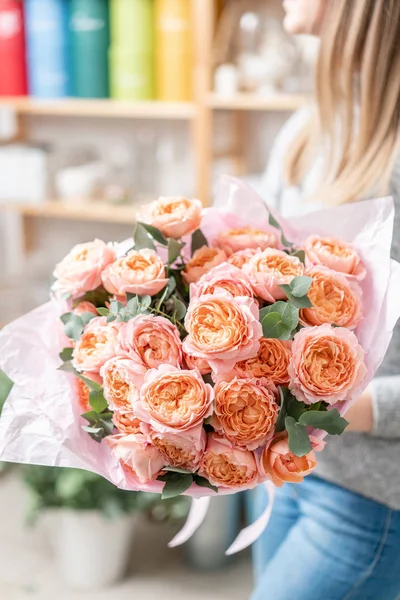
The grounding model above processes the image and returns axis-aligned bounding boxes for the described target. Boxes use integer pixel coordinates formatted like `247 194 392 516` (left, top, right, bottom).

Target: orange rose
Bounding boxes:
213 377 279 450
75 377 91 413
289 324 367 405
199 434 259 490
244 249 304 302
227 248 258 270
101 249 168 298
260 435 317 487
100 357 144 413
113 412 142 434
136 365 214 432
139 196 203 239
305 235 366 280
182 246 227 285
191 263 254 299
235 338 291 386
150 426 206 472
72 317 121 373
216 227 279 256
300 266 362 329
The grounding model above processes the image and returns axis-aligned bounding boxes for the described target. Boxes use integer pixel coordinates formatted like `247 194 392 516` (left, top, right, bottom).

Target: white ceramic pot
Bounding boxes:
51 510 137 590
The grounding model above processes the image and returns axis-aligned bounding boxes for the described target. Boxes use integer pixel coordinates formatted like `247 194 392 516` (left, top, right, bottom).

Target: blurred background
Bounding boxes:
0 0 316 597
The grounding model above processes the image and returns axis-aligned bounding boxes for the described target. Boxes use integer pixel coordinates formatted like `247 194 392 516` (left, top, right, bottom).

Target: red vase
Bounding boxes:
0 0 27 96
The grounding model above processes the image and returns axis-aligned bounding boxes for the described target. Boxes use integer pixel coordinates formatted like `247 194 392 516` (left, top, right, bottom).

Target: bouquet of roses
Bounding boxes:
0 176 399 551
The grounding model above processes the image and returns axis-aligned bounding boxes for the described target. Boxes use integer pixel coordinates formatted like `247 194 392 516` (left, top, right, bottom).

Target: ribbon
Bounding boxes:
168 496 211 548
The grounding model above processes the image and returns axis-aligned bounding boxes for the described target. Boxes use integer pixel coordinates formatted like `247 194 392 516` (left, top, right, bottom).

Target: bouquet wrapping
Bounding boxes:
0 176 399 553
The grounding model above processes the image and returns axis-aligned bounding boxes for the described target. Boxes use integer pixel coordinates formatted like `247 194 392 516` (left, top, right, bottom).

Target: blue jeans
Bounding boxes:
251 476 400 600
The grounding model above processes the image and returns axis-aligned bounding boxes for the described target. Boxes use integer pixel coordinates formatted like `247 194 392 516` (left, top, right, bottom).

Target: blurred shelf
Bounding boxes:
0 201 137 224
0 98 196 120
208 93 310 111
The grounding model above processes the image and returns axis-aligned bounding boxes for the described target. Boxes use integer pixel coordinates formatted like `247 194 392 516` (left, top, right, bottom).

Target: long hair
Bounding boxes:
285 0 400 203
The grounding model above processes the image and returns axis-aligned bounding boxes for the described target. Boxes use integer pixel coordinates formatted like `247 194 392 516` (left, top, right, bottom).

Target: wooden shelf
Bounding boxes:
0 201 138 224
208 93 310 111
0 98 196 120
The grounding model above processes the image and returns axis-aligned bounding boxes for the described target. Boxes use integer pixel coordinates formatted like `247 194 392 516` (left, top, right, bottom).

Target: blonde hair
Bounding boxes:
285 0 400 204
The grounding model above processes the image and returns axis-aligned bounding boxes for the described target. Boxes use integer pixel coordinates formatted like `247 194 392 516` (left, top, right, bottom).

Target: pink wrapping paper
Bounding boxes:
0 174 400 494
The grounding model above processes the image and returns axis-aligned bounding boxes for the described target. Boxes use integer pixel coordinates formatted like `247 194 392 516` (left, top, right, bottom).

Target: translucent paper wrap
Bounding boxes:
0 176 399 552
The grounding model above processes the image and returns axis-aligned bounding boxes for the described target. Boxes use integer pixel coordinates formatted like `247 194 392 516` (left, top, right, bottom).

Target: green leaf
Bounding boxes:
194 475 218 493
285 416 312 457
191 229 208 255
287 397 307 421
60 313 84 341
59 347 73 362
299 409 348 435
275 387 290 432
139 295 152 312
172 296 187 320
73 287 110 308
81 410 100 424
290 276 313 298
268 213 292 248
156 276 177 310
89 389 108 413
163 467 193 475
127 296 139 315
168 239 185 265
158 473 194 500
139 222 168 246
133 222 156 251
58 362 102 391
261 301 299 340
279 285 313 308
0 369 14 410
82 425 104 435
97 307 109 317
80 312 96 326
292 249 306 265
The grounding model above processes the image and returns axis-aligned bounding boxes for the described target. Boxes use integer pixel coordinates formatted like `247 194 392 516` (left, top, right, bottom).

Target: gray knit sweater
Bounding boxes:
261 109 400 509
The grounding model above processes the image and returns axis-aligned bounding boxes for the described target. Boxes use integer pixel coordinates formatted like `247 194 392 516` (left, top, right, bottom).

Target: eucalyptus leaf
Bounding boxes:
139 222 168 246
285 416 312 457
80 312 97 326
275 387 291 432
60 313 84 341
82 425 104 435
156 277 177 310
262 312 287 339
59 347 73 362
279 285 313 308
172 296 187 321
268 213 293 248
58 362 102 392
191 228 208 255
127 296 139 315
292 249 306 265
168 239 185 265
290 276 313 298
97 307 109 317
159 473 194 500
299 409 348 435
139 295 152 312
261 301 299 340
133 222 156 251
0 369 14 410
89 389 108 413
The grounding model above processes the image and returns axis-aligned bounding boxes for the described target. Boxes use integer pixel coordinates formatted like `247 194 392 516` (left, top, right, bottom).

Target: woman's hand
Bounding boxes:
343 388 374 433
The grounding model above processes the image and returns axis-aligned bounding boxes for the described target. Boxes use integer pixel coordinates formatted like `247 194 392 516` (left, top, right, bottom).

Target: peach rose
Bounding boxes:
106 434 165 484
53 239 116 298
259 434 317 487
72 317 121 373
199 434 259 490
101 249 168 298
213 377 279 450
216 227 279 256
136 365 214 433
139 196 203 239
100 356 145 412
73 301 98 316
289 324 367 405
113 412 143 435
227 248 258 270
244 248 304 302
150 425 206 472
182 246 227 285
300 266 363 329
183 352 212 375
117 315 183 370
191 263 254 299
235 338 291 386
75 377 91 413
183 292 262 372
305 235 367 280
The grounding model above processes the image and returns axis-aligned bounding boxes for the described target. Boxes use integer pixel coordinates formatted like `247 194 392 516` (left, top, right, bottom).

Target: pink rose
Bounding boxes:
117 315 183 370
213 377 279 450
216 227 279 256
182 246 227 285
53 239 116 298
227 248 258 270
106 434 165 484
259 434 317 487
199 434 259 490
191 263 254 299
139 196 203 239
183 292 262 373
72 317 122 373
183 352 212 375
136 365 214 433
73 301 98 316
150 425 206 472
305 235 367 281
101 249 168 298
289 324 367 405
100 356 145 412
244 248 304 302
